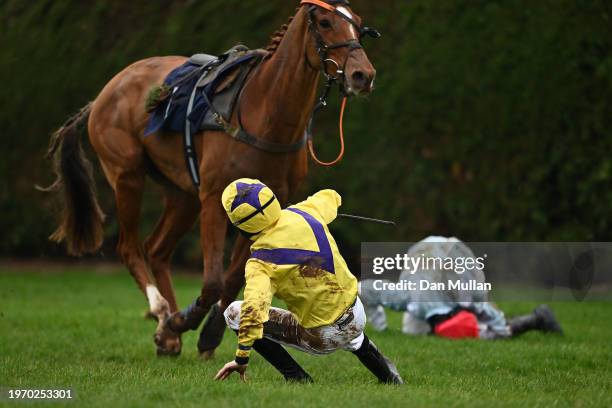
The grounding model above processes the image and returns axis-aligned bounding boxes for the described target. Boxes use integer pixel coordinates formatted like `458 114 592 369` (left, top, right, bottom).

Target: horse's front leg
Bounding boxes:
166 194 227 333
198 234 250 359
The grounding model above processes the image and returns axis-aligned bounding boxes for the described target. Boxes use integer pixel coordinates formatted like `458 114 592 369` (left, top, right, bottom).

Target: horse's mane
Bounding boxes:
265 10 298 57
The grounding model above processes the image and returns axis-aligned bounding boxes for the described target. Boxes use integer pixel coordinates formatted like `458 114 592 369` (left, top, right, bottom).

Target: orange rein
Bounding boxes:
301 0 350 167
307 96 347 166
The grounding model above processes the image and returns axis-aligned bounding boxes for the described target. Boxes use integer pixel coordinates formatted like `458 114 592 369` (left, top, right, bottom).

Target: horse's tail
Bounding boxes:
38 102 105 256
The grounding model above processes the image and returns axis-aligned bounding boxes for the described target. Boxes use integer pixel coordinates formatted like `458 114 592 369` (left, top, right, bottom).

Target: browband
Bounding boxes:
300 0 381 40
300 0 336 12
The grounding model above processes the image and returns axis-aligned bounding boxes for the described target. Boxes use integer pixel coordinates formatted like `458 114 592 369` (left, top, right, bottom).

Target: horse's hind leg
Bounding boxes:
144 186 200 313
112 167 181 356
93 126 181 356
198 234 249 359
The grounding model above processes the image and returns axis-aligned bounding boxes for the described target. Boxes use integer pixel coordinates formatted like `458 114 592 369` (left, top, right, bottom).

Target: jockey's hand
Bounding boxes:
215 360 248 382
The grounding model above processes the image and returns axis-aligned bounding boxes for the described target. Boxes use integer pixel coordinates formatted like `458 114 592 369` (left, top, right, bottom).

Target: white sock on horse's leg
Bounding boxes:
146 284 170 317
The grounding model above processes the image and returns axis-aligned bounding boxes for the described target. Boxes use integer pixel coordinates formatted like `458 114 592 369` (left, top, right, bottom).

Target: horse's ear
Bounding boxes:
361 27 381 39
145 84 172 112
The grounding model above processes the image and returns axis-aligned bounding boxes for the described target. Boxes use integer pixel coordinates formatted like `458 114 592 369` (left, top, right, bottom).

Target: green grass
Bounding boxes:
1 265 611 407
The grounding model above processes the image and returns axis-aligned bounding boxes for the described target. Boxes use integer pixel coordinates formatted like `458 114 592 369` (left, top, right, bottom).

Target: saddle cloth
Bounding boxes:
144 45 266 137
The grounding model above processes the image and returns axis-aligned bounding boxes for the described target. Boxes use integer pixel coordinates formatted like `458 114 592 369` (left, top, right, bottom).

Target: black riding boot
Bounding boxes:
231 328 312 383
509 304 563 337
252 337 313 383
352 335 404 384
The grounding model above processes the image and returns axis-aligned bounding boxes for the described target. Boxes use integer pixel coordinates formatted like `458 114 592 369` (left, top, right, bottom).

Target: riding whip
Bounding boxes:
337 213 396 226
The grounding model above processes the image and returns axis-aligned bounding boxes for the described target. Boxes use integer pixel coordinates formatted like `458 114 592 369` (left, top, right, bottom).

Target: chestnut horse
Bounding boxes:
44 0 376 356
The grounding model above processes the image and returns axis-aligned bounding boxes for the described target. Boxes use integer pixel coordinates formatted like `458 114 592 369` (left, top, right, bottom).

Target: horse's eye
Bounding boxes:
319 19 332 29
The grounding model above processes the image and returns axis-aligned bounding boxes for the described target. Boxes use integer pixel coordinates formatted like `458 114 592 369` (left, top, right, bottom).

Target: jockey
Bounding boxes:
214 178 403 384
360 237 564 339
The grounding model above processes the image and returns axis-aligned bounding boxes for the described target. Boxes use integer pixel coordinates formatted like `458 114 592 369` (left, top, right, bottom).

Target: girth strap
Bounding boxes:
227 126 307 154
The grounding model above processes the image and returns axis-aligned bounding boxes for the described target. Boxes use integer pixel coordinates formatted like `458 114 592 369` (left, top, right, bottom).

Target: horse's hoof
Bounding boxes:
155 337 182 357
153 330 182 357
156 347 181 357
199 350 215 360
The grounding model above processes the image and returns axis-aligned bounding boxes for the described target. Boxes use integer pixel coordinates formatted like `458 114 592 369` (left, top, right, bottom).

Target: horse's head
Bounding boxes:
301 0 379 96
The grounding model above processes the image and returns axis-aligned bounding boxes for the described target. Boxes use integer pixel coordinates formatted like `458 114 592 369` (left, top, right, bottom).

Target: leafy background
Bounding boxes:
1 0 611 265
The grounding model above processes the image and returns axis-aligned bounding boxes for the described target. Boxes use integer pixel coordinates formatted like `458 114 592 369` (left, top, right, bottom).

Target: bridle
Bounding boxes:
301 0 380 82
300 0 380 165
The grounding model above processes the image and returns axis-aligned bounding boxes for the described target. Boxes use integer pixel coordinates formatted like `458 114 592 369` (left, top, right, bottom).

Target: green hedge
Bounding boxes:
1 0 611 262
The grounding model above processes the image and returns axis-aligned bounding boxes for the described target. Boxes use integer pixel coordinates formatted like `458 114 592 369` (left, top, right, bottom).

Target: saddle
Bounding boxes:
144 45 266 137
144 45 267 186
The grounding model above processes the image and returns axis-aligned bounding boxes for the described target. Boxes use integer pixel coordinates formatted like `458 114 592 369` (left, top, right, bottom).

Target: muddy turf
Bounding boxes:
1 266 610 407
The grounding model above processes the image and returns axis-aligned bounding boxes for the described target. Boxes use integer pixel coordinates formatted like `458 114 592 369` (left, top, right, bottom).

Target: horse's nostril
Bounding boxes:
351 71 366 84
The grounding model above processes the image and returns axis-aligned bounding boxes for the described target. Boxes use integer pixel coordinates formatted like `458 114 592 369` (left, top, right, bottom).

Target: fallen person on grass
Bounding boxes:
360 237 563 339
214 178 403 384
